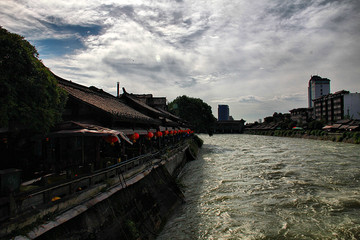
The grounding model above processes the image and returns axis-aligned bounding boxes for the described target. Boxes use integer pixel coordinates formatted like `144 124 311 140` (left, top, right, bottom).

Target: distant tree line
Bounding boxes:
168 95 217 134
262 112 325 130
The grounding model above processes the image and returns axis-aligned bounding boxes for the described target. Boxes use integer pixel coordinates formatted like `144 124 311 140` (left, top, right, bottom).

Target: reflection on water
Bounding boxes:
157 134 360 240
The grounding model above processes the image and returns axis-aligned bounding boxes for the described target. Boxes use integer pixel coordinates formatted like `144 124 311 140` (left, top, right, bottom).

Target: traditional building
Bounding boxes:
129 93 168 111
57 76 160 129
27 76 192 176
313 90 360 122
323 119 360 132
215 119 246 133
119 88 187 129
289 107 313 123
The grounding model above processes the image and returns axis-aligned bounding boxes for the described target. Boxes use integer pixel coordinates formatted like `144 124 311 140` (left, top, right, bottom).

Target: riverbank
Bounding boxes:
244 129 360 144
4 136 203 240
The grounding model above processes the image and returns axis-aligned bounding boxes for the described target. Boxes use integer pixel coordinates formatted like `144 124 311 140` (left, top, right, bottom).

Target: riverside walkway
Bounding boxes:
0 141 191 239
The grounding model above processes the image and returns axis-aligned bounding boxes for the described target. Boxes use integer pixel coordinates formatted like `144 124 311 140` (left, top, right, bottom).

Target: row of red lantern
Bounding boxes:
163 129 193 135
48 129 194 146
128 129 193 143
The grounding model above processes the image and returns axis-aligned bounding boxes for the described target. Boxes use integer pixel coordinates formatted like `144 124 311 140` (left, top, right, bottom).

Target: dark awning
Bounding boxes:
49 128 133 144
49 128 120 137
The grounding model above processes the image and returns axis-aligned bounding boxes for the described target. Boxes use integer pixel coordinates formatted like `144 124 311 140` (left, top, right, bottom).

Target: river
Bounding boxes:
157 134 360 240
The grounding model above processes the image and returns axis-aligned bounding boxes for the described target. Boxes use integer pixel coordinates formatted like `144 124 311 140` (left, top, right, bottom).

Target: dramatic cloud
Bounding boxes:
1 0 359 122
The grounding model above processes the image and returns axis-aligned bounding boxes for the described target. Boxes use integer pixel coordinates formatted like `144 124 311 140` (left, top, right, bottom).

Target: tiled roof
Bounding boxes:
323 120 360 131
121 90 166 117
155 107 183 122
56 76 159 124
121 90 189 127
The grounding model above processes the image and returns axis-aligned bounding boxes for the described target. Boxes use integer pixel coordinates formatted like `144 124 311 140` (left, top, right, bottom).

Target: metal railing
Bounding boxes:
0 141 188 223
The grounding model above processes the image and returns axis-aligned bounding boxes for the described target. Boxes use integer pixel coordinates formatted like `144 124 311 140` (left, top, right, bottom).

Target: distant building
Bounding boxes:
127 93 168 111
215 119 246 133
313 90 360 122
218 105 230 121
308 75 330 108
289 107 313 123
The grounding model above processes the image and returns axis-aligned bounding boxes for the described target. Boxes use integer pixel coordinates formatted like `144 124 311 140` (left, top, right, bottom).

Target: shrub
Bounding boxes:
336 136 344 142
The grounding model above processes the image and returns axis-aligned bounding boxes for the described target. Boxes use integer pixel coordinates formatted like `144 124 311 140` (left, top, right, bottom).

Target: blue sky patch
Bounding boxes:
31 38 85 57
31 20 103 57
42 19 103 37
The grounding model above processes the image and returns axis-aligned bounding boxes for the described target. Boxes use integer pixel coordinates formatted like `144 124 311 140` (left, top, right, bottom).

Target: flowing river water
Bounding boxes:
157 134 360 240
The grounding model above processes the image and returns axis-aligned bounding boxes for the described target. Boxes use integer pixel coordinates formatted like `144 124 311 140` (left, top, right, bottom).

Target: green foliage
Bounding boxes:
0 27 67 133
309 130 324 136
307 120 325 130
125 220 140 239
354 132 360 141
250 128 360 144
336 136 344 142
193 135 204 147
264 116 274 123
169 95 216 133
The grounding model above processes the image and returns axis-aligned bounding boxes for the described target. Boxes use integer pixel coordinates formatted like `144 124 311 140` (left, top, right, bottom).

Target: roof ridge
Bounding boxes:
54 74 116 99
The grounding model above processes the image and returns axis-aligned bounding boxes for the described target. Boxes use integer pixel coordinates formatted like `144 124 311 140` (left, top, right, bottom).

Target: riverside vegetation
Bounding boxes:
245 129 360 144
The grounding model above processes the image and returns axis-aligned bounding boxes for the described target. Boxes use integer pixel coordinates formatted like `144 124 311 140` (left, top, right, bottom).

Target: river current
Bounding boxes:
157 134 360 240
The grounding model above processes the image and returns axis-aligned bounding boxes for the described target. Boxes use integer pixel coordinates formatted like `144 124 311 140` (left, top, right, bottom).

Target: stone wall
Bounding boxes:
35 165 184 240
17 139 201 240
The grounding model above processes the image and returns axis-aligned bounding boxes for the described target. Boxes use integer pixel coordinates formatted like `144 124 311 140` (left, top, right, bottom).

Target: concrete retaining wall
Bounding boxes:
34 165 184 240
12 140 199 240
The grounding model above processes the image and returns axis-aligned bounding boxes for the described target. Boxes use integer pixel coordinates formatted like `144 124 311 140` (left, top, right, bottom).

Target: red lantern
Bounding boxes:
104 135 118 144
147 132 154 140
156 131 163 137
174 130 177 135
170 130 174 135
129 132 140 143
164 130 169 136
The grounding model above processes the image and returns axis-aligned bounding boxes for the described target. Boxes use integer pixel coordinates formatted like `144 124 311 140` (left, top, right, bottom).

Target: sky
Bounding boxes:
1 0 360 122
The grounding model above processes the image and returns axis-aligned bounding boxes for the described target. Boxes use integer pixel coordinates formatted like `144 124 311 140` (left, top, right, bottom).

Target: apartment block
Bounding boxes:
313 90 360 122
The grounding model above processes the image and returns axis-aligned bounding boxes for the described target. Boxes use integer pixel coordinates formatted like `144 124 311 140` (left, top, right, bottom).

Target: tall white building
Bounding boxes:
313 90 360 122
344 93 360 119
308 75 330 108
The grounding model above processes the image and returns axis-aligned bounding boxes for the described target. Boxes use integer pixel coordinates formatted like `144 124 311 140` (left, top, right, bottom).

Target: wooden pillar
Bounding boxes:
81 136 85 166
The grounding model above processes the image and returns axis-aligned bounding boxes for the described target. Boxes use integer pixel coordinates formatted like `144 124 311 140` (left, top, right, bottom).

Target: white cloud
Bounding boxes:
1 0 360 122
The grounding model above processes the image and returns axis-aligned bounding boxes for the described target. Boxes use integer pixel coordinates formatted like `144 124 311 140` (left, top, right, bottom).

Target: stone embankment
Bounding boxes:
3 137 203 240
244 129 360 144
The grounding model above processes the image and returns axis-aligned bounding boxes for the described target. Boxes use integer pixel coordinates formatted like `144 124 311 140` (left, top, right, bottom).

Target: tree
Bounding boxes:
0 27 67 133
307 120 325 130
168 95 216 133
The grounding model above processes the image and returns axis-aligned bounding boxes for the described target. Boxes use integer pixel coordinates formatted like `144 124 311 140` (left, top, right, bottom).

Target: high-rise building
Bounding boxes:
218 105 229 121
308 75 330 108
313 90 360 122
